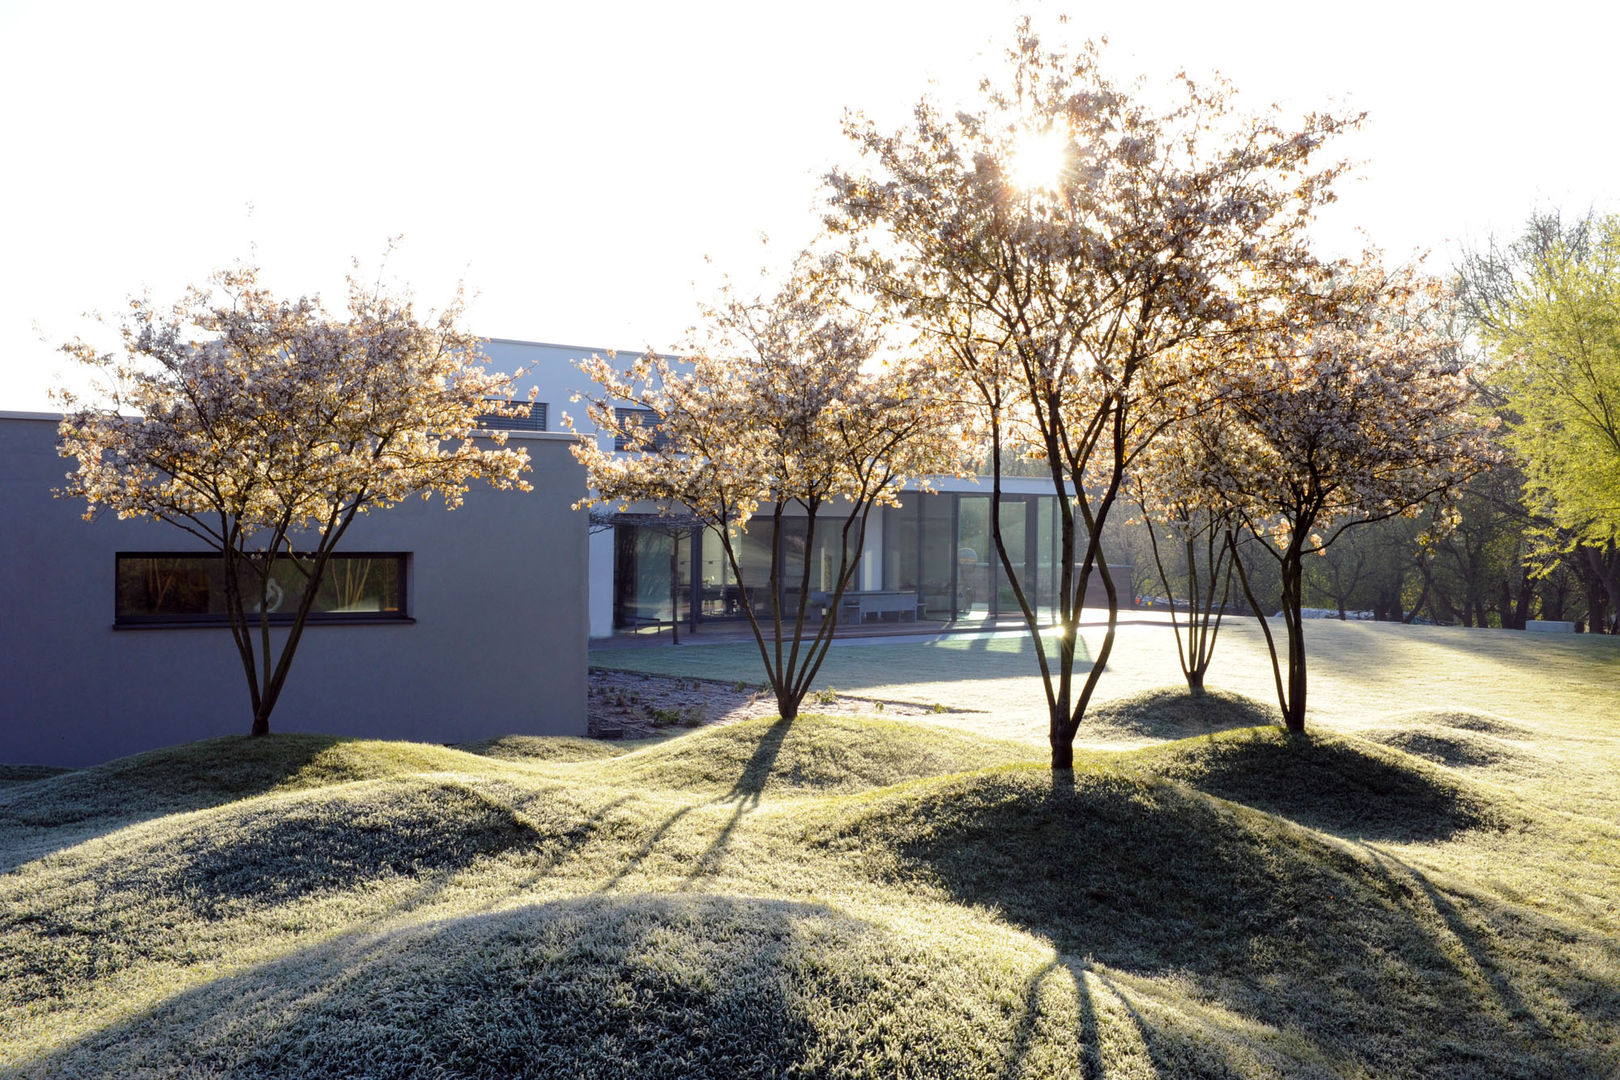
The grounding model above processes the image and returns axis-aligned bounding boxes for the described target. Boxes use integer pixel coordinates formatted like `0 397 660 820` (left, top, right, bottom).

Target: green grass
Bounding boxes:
2 622 1618 1077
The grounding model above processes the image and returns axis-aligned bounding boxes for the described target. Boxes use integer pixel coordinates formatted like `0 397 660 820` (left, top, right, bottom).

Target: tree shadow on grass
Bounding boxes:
0 780 629 1013
869 768 1619 1078
3 895 1012 1080
1146 729 1508 842
595 717 796 893
682 716 795 886
93 779 543 914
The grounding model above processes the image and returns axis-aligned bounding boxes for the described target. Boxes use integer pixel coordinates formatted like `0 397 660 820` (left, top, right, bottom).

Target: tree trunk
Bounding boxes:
1281 554 1308 733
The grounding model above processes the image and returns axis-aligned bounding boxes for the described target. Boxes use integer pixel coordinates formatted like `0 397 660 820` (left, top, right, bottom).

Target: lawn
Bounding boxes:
2 620 1618 1077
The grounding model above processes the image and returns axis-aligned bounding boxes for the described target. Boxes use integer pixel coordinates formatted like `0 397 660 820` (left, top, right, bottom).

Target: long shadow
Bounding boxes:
1358 845 1567 1046
1003 957 1106 1080
1152 730 1500 842
684 716 794 886
1086 967 1162 1079
0 778 630 1014
874 767 1619 1077
595 803 701 894
2 895 1000 1080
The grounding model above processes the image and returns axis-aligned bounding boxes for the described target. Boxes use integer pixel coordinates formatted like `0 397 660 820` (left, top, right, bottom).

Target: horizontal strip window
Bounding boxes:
116 553 408 626
476 401 547 432
614 407 670 451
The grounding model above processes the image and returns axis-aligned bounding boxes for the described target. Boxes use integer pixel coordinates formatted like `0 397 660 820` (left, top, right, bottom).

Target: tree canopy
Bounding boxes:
1483 216 1620 552
1209 263 1494 730
570 256 969 720
57 264 532 735
827 22 1360 765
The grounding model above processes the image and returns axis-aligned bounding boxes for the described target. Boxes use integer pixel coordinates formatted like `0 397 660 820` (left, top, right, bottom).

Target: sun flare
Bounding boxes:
1006 128 1069 191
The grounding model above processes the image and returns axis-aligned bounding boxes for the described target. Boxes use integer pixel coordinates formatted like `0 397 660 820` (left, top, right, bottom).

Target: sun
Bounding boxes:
1006 127 1069 192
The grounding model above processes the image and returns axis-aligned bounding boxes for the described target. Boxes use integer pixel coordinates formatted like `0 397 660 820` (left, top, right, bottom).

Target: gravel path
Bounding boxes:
587 668 958 739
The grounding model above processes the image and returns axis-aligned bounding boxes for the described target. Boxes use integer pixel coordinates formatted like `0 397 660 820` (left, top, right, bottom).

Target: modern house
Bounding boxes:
1 337 1113 767
488 339 1113 642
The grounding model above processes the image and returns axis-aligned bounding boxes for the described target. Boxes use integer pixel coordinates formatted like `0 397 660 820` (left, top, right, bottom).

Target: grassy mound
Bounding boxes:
594 714 1039 797
804 764 1617 1078
3 704 1616 1079
455 734 630 762
0 765 72 789
96 780 540 912
15 895 1046 1080
1081 688 1279 740
1380 707 1537 738
1361 725 1526 770
1132 728 1512 840
0 735 505 869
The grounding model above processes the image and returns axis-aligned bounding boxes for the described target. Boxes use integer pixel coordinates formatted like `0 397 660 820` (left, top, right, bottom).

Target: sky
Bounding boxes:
2 0 1616 410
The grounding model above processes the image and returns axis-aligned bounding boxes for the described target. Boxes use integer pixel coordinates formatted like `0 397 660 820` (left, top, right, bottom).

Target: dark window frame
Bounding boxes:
613 407 670 451
475 400 547 432
114 551 412 628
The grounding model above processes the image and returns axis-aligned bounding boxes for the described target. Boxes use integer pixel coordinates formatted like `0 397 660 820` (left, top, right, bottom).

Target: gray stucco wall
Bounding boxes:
0 414 589 767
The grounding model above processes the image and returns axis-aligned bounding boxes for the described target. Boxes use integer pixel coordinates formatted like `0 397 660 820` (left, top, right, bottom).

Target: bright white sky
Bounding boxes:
3 0 1615 409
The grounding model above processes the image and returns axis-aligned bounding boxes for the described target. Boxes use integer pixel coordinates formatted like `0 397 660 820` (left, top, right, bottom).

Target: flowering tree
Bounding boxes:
828 23 1357 766
1211 263 1495 731
571 257 969 721
56 264 532 736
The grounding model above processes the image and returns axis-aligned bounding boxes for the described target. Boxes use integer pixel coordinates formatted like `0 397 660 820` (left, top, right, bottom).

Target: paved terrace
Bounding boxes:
589 612 1620 747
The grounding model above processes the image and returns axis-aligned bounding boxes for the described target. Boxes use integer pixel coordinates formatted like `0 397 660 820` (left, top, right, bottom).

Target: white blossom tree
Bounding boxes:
56 264 532 736
1211 262 1496 731
570 256 970 721
828 22 1358 767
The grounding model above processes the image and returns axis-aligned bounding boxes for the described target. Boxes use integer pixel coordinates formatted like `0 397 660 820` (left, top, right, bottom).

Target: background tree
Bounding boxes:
1405 463 1535 627
1471 214 1620 632
828 22 1358 767
1291 513 1430 622
56 264 532 736
1214 263 1494 731
1126 409 1241 695
571 257 968 722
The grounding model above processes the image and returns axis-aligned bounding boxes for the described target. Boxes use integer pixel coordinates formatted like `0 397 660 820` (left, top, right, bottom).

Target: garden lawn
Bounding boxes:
2 620 1618 1078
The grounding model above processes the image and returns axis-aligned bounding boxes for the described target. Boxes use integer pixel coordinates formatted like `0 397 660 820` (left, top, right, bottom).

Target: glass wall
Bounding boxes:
1037 496 1058 618
613 526 676 628
996 498 1031 615
696 527 735 619
920 493 956 619
612 493 1072 633
882 495 919 592
956 495 991 619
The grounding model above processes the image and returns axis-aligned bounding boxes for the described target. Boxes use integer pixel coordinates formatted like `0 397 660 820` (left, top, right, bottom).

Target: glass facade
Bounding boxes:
115 553 407 625
607 492 1078 634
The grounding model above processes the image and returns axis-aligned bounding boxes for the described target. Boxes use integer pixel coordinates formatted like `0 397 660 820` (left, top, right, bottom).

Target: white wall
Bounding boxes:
1 414 590 767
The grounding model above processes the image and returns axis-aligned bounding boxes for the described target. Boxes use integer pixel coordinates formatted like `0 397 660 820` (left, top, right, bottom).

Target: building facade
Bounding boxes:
0 412 590 767
486 339 1114 640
